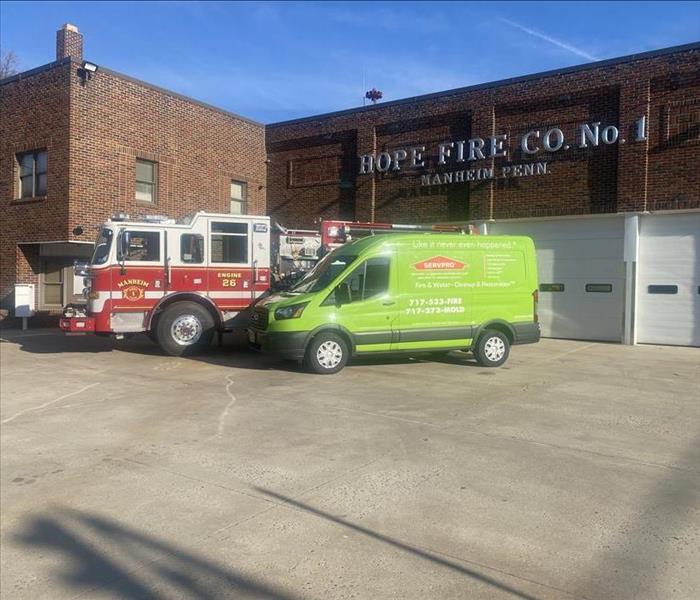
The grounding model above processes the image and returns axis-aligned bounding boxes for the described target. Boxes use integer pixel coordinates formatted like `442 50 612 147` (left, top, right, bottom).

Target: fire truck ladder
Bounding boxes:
340 221 478 239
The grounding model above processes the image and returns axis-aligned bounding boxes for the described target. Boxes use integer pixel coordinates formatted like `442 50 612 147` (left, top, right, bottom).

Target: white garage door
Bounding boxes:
489 217 625 342
637 213 700 347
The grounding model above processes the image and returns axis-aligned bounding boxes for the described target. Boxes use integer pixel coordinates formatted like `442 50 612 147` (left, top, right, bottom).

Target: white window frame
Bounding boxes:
230 180 248 215
135 159 158 203
17 150 47 199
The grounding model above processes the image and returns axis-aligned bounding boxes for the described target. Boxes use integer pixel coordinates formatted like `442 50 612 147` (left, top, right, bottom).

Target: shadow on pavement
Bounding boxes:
12 507 300 599
577 436 700 600
2 328 484 372
254 487 542 600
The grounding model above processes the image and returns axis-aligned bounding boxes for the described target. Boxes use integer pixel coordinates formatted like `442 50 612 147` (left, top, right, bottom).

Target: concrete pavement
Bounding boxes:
1 330 698 599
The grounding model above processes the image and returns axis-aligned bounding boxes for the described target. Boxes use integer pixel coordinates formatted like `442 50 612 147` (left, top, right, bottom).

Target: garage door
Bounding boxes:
637 213 700 347
489 217 625 342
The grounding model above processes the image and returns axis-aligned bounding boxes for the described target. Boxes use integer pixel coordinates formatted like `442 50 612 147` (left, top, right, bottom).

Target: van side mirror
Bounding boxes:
335 282 351 306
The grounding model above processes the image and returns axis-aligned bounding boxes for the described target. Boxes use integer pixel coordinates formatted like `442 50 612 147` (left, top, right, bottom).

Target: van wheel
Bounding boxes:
156 301 215 356
473 330 510 367
305 332 349 375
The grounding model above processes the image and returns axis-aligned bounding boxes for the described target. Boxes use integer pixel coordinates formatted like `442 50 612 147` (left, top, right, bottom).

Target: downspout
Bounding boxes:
623 214 639 344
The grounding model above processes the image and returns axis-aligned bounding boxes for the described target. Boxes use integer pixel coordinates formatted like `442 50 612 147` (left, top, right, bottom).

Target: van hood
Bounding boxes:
257 291 315 309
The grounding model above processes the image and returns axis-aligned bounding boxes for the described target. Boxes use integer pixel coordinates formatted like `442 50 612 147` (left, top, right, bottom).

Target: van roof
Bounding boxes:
338 233 534 253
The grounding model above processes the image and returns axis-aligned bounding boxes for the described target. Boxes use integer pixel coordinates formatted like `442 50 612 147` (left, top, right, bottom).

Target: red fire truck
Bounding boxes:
60 212 275 355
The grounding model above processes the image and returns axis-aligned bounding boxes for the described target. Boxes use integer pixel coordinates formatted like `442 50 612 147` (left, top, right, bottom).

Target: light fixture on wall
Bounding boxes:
78 61 99 84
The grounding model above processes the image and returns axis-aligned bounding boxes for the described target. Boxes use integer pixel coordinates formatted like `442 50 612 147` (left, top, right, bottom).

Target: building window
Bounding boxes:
230 181 247 214
136 159 157 203
211 221 248 263
17 150 47 199
41 260 64 307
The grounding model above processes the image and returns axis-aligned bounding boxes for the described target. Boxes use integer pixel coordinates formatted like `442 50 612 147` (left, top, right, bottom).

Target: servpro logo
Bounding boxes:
413 256 466 271
117 278 149 302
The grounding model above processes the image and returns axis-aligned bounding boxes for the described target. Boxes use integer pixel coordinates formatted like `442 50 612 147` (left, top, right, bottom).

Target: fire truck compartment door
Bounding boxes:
111 311 147 332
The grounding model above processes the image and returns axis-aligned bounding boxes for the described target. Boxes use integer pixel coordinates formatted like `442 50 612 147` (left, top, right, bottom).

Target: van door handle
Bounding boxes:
382 300 396 306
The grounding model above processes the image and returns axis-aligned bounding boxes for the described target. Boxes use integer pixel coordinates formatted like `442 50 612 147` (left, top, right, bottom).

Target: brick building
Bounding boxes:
266 43 699 228
1 24 266 317
1 25 698 344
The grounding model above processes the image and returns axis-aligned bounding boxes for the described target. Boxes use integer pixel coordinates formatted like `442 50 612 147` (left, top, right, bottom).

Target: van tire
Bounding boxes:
473 330 510 367
156 301 215 356
304 332 349 374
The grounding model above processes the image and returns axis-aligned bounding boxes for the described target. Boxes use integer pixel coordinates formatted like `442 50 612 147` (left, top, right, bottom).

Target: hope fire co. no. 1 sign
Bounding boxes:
358 116 648 187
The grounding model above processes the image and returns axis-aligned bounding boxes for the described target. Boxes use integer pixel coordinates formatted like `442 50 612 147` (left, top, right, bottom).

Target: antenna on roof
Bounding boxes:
362 67 366 106
365 88 383 104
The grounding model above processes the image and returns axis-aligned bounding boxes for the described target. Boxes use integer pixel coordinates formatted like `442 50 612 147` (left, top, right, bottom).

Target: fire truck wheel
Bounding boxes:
156 302 215 356
304 332 349 375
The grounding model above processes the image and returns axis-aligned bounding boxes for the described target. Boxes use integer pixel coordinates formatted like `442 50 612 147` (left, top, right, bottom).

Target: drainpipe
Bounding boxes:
623 214 639 344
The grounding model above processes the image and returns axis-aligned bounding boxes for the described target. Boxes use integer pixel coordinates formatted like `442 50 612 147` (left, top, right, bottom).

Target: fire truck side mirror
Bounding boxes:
74 260 90 277
117 230 130 274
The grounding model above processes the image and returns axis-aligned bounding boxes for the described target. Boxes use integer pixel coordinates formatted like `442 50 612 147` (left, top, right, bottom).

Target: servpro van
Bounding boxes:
249 233 540 374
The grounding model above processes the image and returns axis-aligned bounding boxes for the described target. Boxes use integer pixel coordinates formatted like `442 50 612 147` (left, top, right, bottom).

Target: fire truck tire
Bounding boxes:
304 332 349 375
156 302 215 356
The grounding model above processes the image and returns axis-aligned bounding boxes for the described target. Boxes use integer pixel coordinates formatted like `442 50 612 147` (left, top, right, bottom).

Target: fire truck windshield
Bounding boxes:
289 254 357 294
91 228 113 265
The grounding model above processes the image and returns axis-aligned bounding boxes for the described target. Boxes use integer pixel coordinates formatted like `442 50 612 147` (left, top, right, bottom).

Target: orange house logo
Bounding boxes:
413 256 467 271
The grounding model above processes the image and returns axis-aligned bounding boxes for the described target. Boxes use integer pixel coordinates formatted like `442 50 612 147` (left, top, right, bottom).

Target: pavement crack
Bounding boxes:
216 375 237 437
1 382 101 425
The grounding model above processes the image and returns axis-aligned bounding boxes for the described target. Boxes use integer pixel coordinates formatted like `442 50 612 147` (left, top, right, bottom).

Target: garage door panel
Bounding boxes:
536 239 623 261
491 217 625 342
637 213 700 347
543 314 621 341
490 219 623 240
540 262 625 279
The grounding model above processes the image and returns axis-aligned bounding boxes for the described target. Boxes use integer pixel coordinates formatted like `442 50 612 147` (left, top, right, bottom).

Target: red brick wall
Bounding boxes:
56 25 83 62
266 46 700 228
0 60 72 309
646 71 700 211
1 60 267 311
67 66 267 236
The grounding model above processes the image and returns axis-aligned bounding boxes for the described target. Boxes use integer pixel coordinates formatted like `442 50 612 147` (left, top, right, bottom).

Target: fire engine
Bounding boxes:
60 212 277 355
59 211 477 355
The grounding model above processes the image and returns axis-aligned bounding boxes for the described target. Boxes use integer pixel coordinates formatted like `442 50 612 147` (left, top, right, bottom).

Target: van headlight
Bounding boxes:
274 303 308 320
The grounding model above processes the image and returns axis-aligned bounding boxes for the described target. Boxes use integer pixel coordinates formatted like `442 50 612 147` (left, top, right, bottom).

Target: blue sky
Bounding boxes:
1 1 698 123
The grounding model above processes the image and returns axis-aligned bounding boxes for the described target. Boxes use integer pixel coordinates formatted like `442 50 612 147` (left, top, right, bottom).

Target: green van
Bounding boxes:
249 234 540 374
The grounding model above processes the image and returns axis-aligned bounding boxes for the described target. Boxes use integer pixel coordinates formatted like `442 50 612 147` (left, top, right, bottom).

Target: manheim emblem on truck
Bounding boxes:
117 279 149 302
358 116 648 187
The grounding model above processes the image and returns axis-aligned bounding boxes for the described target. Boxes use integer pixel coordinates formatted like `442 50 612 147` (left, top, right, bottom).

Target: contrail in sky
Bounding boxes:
499 17 600 62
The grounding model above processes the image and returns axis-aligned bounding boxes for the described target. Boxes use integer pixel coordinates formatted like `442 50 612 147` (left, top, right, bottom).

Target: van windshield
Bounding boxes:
91 229 113 265
290 254 358 294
